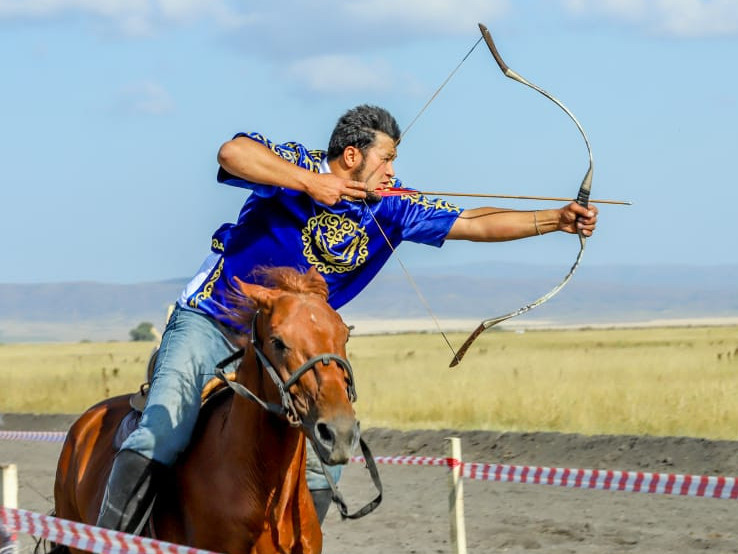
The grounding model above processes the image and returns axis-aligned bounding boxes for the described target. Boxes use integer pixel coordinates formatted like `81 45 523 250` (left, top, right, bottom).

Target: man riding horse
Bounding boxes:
55 266 362 552
97 104 598 533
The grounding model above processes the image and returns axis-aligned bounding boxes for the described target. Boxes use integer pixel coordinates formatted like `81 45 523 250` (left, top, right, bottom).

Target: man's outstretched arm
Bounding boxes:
446 202 598 242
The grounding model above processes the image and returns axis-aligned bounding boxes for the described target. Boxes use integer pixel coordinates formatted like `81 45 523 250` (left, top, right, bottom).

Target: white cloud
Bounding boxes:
0 0 250 35
155 0 254 29
283 54 422 96
343 0 511 33
654 0 738 37
0 0 513 99
0 0 511 42
117 81 175 115
0 0 151 34
199 0 513 64
562 0 738 37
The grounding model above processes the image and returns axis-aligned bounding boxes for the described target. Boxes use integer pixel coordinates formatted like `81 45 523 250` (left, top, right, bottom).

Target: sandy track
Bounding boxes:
2 414 737 553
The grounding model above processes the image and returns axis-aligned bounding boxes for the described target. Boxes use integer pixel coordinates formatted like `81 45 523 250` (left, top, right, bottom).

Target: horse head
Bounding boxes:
232 266 359 466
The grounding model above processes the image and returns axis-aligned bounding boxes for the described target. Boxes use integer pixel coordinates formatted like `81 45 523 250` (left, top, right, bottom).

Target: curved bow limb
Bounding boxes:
478 23 594 209
449 24 595 368
450 245 586 366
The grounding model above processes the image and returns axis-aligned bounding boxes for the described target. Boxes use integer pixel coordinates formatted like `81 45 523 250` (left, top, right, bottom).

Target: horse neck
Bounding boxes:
223 346 305 476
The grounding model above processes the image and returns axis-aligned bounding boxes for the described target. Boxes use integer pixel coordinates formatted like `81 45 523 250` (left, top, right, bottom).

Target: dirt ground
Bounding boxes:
2 413 737 553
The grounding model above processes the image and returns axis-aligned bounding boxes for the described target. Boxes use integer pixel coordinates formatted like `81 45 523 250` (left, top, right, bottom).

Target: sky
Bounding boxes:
1 0 737 285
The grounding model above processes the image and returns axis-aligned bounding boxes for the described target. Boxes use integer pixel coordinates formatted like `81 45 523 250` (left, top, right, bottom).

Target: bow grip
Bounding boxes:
576 187 591 208
575 166 593 208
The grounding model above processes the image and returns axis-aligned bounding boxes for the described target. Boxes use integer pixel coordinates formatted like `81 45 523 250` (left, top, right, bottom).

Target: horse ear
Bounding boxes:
305 267 329 299
232 277 278 310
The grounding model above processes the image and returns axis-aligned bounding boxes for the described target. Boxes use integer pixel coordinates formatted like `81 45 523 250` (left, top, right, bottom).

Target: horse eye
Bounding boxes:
270 337 288 351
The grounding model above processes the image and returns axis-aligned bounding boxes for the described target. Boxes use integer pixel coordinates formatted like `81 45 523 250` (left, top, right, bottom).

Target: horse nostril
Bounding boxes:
316 421 336 448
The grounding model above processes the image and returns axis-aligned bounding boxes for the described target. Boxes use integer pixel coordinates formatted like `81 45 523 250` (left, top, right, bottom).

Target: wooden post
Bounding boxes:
1 464 18 554
446 437 467 554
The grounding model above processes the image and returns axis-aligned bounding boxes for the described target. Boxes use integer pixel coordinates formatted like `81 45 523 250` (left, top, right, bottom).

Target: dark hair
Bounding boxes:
327 104 400 161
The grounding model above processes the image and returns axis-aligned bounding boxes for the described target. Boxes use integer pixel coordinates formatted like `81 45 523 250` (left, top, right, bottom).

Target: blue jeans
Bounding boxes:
122 304 342 489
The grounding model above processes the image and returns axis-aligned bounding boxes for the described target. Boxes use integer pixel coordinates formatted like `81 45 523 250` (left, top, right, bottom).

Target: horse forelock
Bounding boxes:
224 267 330 333
251 266 329 301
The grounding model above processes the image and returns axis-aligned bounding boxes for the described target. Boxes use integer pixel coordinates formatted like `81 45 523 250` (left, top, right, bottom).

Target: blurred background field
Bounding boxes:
2 325 737 440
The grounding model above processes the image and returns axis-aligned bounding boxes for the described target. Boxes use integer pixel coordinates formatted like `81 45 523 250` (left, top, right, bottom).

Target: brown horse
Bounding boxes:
53 267 360 553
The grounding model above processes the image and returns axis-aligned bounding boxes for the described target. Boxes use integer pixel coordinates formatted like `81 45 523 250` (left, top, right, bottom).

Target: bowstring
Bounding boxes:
400 36 484 141
358 35 485 360
363 202 459 359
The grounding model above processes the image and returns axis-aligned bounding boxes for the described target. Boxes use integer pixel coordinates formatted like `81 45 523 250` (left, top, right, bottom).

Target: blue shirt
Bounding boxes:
180 132 463 327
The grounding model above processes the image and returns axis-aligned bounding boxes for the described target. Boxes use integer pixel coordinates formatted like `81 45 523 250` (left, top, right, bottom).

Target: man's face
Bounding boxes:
350 132 397 191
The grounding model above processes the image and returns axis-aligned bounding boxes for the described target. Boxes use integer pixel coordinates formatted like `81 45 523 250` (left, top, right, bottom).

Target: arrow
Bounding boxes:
372 187 630 205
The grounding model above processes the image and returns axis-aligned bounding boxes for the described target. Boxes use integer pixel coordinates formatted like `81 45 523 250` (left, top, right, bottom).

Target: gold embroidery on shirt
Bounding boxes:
211 238 224 252
189 258 224 308
402 194 461 213
306 150 325 172
302 212 369 274
249 132 324 173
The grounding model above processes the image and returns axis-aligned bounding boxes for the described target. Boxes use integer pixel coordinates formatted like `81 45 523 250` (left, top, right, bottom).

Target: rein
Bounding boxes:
318 436 383 520
214 309 382 519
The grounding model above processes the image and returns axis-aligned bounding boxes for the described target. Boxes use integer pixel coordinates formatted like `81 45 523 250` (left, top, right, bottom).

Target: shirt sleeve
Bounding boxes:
216 132 326 197
379 178 464 247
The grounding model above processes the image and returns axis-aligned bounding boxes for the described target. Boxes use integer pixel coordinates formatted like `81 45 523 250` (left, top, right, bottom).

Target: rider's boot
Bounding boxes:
310 488 333 525
96 449 162 534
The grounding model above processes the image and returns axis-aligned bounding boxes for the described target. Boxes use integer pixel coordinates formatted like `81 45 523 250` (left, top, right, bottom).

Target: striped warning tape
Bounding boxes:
460 461 738 499
0 507 218 554
3 430 737 499
348 456 738 500
0 431 66 442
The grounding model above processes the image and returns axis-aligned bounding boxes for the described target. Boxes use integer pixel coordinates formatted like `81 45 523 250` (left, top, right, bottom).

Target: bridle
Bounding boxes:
214 308 383 519
215 309 357 427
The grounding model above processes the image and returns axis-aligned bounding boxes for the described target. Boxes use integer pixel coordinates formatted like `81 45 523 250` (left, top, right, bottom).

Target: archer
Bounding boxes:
96 104 598 535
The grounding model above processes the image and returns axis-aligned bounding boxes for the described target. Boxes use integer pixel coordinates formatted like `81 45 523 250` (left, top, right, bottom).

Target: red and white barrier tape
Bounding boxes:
0 507 219 554
3 430 737 500
461 461 738 499
0 431 66 442
365 455 448 468
0 518 16 553
348 455 738 500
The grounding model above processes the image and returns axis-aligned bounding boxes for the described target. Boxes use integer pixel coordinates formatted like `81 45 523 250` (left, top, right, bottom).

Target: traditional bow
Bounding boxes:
363 23 595 367
447 24 594 367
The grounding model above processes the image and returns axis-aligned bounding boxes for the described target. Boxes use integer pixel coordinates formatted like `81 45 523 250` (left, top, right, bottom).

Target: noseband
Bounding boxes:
215 310 356 426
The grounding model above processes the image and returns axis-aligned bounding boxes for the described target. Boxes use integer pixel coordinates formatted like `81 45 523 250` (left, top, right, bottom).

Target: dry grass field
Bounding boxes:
2 325 737 440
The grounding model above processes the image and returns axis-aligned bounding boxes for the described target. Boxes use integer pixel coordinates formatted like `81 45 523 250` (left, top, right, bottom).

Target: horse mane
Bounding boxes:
224 266 329 333
251 266 329 299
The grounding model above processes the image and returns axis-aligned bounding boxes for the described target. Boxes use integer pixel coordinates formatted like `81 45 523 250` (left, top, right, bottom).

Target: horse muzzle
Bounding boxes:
309 415 360 465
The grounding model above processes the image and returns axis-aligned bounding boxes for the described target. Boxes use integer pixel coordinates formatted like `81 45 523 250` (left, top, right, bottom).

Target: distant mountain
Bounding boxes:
1 264 736 342
342 263 738 321
0 279 188 343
